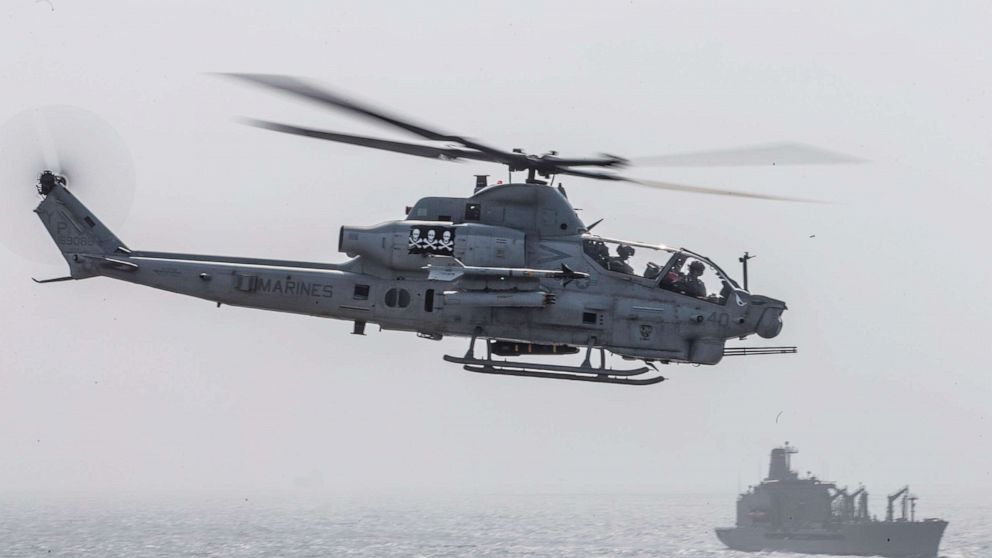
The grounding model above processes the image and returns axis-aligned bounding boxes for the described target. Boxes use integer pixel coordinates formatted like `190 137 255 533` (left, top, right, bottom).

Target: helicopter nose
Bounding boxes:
749 296 787 339
756 307 784 339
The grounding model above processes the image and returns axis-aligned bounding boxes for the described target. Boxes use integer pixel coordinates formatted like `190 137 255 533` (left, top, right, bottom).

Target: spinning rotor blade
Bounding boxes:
0 105 135 263
220 73 517 163
31 109 63 175
621 177 822 203
241 118 499 163
222 74 841 202
631 142 864 167
555 168 817 202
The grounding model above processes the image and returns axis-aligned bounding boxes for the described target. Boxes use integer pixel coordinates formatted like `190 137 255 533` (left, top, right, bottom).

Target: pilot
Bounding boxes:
588 240 610 267
607 244 635 274
676 260 707 298
659 260 683 289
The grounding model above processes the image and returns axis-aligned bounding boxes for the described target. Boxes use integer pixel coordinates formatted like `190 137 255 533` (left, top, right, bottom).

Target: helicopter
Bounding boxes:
26 74 853 386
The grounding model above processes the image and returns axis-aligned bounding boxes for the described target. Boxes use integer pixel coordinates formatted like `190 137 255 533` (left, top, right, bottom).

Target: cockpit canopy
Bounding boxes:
582 235 742 304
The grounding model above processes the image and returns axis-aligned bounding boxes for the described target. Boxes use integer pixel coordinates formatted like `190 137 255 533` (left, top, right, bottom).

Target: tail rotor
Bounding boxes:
0 105 136 263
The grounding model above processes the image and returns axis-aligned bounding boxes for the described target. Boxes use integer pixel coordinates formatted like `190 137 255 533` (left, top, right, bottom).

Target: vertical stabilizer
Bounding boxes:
34 179 126 279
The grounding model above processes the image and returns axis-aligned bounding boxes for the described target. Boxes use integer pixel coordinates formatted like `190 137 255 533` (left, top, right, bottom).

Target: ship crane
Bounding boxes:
849 487 869 522
887 486 910 522
830 486 848 502
830 487 849 520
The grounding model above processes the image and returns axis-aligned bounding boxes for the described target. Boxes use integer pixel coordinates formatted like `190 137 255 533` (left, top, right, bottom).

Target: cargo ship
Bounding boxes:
715 444 947 557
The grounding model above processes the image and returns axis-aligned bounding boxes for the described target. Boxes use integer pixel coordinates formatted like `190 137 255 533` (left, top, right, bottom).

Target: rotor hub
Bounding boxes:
37 170 65 195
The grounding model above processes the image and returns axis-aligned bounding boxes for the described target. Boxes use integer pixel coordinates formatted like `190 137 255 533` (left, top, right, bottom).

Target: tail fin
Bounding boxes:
35 183 127 279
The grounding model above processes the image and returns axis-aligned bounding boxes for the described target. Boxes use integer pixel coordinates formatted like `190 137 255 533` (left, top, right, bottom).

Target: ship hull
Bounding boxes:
715 520 947 558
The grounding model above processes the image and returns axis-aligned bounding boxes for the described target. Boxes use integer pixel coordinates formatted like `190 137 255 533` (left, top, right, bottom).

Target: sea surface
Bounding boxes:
0 493 987 557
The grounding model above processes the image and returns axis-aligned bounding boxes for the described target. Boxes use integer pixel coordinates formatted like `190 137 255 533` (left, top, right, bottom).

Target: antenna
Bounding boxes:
739 252 757 291
474 175 489 192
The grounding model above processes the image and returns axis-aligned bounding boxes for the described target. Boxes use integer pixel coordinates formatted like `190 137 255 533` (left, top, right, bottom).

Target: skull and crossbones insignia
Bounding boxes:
408 226 456 255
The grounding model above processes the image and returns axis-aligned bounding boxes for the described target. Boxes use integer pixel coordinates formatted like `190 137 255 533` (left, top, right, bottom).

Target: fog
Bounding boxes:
1 1 989 499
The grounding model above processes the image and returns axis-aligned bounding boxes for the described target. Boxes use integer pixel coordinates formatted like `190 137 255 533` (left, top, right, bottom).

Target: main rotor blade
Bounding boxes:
241 119 500 163
543 155 628 168
220 73 517 163
556 168 820 202
622 177 823 203
556 167 627 181
630 142 864 167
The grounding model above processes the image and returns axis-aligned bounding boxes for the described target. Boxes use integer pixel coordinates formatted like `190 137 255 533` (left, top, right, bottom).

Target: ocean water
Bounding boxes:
0 493 987 557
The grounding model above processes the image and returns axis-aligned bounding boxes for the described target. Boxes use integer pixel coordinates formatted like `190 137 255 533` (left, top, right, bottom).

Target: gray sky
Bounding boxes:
1 1 989 502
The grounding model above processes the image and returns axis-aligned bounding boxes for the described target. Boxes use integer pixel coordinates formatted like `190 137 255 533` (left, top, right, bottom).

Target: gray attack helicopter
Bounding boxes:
28 75 856 385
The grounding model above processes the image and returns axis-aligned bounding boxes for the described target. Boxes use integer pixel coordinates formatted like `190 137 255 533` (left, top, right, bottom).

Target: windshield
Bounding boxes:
656 251 737 304
582 235 741 304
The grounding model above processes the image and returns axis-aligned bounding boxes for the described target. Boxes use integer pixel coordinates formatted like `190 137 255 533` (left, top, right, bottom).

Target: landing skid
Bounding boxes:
444 331 666 386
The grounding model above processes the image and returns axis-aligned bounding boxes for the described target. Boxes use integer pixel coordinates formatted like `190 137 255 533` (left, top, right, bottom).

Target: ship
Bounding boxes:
715 444 947 558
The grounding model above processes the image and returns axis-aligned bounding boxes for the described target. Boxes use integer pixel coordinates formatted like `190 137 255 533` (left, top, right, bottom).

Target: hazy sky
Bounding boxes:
1 1 989 505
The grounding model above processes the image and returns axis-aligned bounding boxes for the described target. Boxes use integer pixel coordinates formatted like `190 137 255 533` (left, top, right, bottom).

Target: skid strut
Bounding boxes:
444 330 665 386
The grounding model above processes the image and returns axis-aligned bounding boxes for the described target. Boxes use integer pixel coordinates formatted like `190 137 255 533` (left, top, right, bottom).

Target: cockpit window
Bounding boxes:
583 237 672 280
583 239 635 274
658 253 734 305
581 235 740 305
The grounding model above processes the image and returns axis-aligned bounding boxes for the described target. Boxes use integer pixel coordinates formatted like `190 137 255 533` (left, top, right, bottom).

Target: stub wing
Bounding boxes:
424 256 588 282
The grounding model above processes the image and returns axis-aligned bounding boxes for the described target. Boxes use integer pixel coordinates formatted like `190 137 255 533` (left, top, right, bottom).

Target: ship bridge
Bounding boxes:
768 443 799 481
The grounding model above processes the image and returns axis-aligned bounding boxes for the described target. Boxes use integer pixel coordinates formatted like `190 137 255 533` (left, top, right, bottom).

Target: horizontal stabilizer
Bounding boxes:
32 275 74 284
79 254 139 272
103 257 139 271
